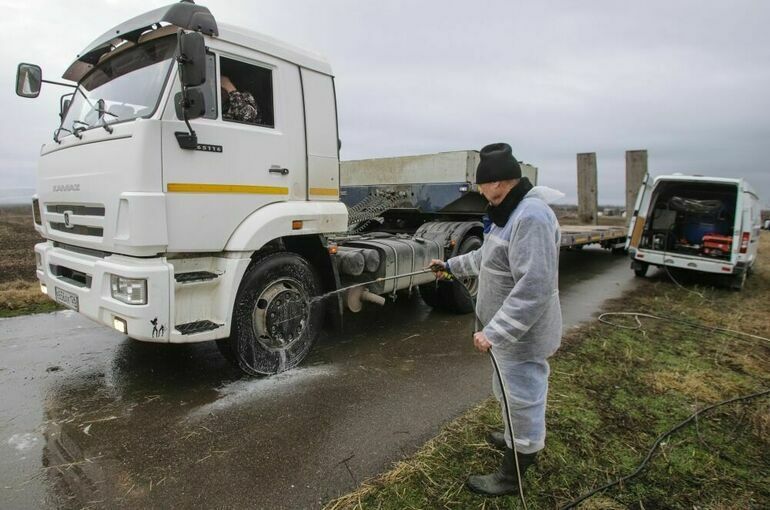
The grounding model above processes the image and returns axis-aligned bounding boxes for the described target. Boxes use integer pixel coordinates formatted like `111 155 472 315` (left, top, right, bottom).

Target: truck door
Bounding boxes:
301 68 340 201
161 51 306 252
625 174 653 251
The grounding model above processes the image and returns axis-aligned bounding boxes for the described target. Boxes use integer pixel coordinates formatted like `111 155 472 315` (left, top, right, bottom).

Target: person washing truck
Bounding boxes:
431 142 563 496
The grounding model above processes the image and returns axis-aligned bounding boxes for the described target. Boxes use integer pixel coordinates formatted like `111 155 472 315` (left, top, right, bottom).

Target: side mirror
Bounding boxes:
177 31 207 87
59 93 73 121
16 63 42 98
174 87 207 121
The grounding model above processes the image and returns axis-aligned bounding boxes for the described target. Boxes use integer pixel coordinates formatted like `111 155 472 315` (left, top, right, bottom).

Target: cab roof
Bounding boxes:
62 1 332 82
217 22 333 76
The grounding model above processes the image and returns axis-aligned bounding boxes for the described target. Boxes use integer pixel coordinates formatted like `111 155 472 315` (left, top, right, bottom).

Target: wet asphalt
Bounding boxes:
1 247 638 510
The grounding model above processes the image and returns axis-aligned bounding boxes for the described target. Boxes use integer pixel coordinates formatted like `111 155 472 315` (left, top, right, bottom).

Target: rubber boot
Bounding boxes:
466 448 537 496
486 430 506 450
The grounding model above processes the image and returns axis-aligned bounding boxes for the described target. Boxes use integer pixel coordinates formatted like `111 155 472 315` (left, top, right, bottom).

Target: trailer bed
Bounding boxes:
560 225 627 248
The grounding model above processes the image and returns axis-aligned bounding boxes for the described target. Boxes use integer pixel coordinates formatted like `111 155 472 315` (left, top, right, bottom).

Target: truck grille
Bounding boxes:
49 223 104 237
45 203 105 240
47 204 105 216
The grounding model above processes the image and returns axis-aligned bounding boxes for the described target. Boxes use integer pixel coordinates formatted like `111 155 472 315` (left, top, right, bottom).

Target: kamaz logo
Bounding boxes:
53 184 80 192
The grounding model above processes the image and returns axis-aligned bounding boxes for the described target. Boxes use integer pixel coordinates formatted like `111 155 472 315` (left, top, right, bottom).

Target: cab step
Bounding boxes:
174 271 219 283
176 320 222 335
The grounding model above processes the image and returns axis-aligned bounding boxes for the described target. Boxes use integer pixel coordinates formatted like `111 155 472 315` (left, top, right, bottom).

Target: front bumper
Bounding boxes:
35 242 171 342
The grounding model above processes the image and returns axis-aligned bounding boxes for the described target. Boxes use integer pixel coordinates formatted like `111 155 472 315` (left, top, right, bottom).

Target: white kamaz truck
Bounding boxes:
17 2 535 375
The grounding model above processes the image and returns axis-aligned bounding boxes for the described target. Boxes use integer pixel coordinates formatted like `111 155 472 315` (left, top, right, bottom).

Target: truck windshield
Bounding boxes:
61 35 177 135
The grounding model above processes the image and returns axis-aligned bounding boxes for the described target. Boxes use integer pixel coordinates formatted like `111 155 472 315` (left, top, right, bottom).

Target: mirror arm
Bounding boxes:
174 55 198 150
175 108 198 150
42 79 76 89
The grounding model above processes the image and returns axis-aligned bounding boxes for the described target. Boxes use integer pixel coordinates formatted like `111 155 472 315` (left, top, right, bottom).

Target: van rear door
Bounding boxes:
625 173 653 251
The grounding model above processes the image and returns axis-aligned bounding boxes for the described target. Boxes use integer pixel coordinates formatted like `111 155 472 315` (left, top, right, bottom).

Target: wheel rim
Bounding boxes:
251 277 309 351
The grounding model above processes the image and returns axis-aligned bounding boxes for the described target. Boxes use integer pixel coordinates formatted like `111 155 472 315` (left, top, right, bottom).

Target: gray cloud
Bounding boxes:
2 0 768 205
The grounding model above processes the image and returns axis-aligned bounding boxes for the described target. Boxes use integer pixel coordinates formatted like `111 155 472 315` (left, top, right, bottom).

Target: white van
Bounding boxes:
626 174 761 290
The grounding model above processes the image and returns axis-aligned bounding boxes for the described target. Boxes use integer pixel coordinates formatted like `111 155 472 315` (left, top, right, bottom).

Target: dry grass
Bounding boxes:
0 279 58 317
0 205 41 283
0 205 59 316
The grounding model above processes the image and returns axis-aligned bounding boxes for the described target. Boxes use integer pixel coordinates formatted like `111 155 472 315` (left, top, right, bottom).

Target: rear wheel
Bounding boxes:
633 261 649 277
221 252 323 375
729 270 746 291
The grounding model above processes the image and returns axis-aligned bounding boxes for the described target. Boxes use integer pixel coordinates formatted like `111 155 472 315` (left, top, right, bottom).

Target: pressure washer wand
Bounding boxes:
314 267 437 301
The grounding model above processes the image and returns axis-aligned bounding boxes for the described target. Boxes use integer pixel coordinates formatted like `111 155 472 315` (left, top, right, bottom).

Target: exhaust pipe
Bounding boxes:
345 287 386 312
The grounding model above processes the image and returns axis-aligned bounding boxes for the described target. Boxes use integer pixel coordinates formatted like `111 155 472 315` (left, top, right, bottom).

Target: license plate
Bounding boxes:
54 287 79 311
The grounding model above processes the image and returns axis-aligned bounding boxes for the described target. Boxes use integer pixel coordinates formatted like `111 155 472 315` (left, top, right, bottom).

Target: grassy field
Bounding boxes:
0 205 60 317
326 236 770 510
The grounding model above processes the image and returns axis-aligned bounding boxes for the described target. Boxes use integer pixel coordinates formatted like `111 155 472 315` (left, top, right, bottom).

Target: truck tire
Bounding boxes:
633 261 649 277
417 279 441 308
419 235 481 314
222 252 323 376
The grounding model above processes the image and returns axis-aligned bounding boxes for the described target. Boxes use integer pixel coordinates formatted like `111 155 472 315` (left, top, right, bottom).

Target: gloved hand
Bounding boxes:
428 259 453 280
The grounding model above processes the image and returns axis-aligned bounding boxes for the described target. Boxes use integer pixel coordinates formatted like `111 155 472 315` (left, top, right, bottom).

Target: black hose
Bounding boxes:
559 388 770 509
488 347 528 509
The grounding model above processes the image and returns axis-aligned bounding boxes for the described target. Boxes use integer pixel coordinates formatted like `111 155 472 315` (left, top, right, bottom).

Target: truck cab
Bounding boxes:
22 2 352 367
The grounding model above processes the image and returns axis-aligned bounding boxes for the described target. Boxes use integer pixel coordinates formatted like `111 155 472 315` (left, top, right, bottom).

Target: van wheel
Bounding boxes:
729 271 746 291
419 235 481 314
633 262 649 277
222 252 323 376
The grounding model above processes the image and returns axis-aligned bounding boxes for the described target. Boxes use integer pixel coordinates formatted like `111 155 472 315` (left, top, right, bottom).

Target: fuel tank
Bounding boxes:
338 233 442 294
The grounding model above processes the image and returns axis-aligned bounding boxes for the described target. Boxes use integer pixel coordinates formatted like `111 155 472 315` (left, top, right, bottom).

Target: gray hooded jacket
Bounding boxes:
449 187 562 360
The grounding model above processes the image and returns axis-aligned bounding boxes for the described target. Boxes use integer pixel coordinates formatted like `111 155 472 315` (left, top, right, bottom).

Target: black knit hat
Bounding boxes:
476 143 521 184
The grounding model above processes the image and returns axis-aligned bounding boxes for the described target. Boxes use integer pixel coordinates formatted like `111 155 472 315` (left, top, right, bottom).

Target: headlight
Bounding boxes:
110 275 147 305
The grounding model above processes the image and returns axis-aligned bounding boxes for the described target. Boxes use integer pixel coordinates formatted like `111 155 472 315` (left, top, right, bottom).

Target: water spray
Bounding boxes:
311 267 440 304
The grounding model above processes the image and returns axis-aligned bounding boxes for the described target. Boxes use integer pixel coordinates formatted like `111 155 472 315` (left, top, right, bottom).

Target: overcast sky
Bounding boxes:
2 0 769 205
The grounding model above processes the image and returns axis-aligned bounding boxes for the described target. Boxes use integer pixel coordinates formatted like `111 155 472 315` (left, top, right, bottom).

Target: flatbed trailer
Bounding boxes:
340 151 627 251
560 225 627 250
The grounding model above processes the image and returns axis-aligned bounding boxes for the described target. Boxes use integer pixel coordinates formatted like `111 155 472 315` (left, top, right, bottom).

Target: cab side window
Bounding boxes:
220 57 274 128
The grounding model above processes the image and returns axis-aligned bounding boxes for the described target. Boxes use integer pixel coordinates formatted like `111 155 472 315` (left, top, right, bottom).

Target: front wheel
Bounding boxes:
221 252 323 375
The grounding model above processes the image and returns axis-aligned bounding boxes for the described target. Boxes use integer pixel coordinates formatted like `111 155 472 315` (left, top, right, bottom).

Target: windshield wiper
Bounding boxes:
53 126 81 143
94 99 117 134
72 120 89 137
95 98 118 119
